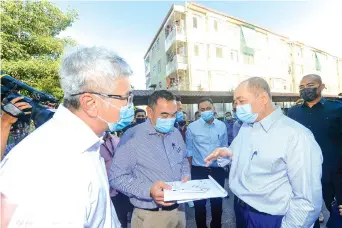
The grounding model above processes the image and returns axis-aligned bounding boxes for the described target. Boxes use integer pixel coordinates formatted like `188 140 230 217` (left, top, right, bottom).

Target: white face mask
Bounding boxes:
97 96 134 132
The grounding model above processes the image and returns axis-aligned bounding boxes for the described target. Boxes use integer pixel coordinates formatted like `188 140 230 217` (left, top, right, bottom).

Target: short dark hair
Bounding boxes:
134 108 146 117
225 111 231 115
198 97 213 108
148 90 176 108
182 111 187 115
195 111 200 116
175 95 181 102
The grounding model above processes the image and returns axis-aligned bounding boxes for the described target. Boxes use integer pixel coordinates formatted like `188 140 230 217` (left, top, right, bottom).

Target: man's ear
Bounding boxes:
80 94 98 118
146 106 153 119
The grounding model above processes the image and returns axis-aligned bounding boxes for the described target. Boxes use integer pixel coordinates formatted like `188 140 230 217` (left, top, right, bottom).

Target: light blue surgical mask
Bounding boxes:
201 110 214 121
236 104 258 124
155 118 176 134
97 97 134 131
175 111 184 122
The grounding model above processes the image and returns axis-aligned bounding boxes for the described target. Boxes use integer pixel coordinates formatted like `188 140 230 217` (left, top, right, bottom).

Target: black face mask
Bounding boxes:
135 118 146 124
300 87 320 102
178 120 186 127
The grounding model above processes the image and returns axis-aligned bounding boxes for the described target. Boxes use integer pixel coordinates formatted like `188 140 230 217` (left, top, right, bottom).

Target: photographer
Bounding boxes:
1 97 31 160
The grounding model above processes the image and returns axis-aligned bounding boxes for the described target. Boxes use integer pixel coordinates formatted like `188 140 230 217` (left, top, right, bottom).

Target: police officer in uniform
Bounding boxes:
288 74 342 227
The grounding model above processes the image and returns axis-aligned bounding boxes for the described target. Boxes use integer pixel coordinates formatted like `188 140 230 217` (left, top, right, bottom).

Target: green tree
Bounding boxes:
0 0 78 100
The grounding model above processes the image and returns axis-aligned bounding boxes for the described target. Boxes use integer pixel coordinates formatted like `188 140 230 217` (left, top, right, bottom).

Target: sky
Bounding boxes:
54 0 342 90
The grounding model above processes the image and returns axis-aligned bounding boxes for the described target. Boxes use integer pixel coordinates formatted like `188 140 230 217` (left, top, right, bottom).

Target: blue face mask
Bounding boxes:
225 117 232 121
155 118 176 134
236 104 258 124
175 111 184 122
201 110 214 121
97 96 134 131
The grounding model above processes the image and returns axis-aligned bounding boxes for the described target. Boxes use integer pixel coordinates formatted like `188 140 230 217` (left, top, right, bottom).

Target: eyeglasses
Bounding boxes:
71 91 134 105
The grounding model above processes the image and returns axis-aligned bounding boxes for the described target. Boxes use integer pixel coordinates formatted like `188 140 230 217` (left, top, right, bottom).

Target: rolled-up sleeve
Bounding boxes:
281 131 323 227
109 135 152 201
186 127 194 157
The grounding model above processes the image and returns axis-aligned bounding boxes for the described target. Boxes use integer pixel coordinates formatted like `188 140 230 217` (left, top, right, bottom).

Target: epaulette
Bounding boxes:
326 99 342 106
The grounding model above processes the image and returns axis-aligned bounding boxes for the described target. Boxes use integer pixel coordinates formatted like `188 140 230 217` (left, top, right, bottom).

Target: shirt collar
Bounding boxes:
53 105 101 153
302 97 326 107
258 107 284 133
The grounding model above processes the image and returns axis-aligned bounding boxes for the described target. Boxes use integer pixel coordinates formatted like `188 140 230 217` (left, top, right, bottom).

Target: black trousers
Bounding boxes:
313 179 337 227
191 165 226 228
111 192 133 228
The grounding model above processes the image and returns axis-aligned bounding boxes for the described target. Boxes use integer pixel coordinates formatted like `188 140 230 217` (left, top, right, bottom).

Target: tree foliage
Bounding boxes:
0 0 78 100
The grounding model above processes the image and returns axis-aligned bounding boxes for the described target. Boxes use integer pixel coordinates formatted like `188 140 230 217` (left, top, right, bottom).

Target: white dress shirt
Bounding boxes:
219 108 322 227
0 105 120 228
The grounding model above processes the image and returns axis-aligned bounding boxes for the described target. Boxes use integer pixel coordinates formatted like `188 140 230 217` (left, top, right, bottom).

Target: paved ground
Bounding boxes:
184 179 330 228
128 178 330 228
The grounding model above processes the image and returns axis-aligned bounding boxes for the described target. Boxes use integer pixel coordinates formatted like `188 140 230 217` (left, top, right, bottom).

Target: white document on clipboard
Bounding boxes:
164 175 228 203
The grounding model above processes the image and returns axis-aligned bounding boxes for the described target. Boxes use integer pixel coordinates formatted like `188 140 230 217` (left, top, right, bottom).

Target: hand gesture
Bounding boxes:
204 147 232 167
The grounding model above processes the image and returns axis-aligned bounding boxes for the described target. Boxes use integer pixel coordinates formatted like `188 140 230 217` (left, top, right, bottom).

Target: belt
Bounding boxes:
236 198 269 215
139 203 179 212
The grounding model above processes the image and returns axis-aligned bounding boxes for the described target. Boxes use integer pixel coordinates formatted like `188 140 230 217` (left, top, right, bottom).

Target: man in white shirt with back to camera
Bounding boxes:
205 77 322 228
0 46 134 227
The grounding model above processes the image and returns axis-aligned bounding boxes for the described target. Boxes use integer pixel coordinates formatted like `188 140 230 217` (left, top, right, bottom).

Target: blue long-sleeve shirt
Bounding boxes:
109 119 190 209
186 118 228 167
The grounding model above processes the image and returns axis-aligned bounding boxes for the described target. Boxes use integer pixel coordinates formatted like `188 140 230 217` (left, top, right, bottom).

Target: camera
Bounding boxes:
1 72 59 143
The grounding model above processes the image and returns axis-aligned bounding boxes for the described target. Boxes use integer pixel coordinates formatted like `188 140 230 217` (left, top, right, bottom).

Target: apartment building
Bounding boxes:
144 3 342 95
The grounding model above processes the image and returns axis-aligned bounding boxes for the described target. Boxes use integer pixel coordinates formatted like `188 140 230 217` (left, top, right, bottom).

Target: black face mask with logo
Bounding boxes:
300 87 320 102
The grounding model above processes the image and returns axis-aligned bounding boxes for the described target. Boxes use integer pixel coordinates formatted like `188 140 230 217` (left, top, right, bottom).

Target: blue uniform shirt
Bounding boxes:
288 98 342 183
186 118 228 167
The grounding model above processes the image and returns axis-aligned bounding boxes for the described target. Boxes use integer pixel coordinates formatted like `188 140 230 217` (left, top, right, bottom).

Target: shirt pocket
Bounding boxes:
194 134 209 144
246 150 276 178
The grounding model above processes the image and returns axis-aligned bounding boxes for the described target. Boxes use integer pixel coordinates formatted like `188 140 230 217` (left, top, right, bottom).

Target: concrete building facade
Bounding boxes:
144 3 342 96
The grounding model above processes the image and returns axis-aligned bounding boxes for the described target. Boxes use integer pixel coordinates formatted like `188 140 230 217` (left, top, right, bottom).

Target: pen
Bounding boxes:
251 151 257 160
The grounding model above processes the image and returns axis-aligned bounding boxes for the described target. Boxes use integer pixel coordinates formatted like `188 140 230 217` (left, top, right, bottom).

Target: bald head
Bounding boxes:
239 77 272 99
302 74 322 84
234 77 274 123
299 74 324 92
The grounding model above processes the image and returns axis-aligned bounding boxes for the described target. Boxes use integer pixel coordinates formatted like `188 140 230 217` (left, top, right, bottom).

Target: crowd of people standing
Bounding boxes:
0 46 341 228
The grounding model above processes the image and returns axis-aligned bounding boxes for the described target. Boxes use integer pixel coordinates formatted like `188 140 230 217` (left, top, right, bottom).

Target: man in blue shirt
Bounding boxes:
110 90 190 228
224 111 235 146
186 97 228 228
287 74 342 227
204 77 322 228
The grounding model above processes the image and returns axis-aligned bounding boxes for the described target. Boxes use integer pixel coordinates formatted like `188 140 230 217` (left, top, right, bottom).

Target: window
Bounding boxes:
214 20 218 32
153 65 156 75
193 17 197 29
230 50 238 62
243 54 254 64
156 39 160 51
216 47 223 58
158 60 161 73
194 44 199 56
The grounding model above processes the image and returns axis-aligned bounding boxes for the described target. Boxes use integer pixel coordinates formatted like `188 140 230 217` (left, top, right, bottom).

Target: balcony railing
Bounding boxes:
165 27 186 52
165 55 187 77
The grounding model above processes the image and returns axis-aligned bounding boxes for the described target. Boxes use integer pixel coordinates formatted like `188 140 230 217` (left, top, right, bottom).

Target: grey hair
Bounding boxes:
59 46 133 109
241 77 272 98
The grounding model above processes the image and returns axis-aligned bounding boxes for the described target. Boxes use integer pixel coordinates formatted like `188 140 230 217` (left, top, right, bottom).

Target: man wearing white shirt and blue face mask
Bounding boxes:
0 46 134 228
204 77 323 228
